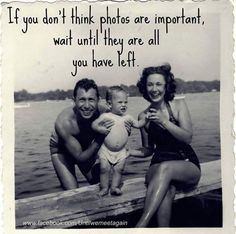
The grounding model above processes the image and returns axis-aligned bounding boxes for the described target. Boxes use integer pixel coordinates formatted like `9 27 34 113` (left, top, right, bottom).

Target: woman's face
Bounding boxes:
146 74 166 103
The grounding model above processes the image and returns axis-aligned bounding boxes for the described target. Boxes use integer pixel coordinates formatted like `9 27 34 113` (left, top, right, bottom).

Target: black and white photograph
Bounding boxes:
1 0 234 233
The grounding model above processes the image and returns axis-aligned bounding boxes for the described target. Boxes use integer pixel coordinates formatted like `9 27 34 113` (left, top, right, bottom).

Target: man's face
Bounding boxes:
74 88 99 119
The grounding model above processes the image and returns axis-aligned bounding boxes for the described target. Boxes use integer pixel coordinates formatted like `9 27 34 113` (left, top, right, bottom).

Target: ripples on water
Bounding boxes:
15 93 220 199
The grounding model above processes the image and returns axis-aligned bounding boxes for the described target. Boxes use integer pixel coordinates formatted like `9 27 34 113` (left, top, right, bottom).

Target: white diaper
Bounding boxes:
98 144 128 165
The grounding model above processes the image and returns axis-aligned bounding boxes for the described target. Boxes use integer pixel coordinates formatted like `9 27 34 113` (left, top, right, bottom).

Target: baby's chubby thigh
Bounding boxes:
99 144 128 165
111 150 127 195
114 147 129 165
114 152 127 172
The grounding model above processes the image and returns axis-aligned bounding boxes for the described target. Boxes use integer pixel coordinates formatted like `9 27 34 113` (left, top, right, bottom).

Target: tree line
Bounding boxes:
14 79 220 102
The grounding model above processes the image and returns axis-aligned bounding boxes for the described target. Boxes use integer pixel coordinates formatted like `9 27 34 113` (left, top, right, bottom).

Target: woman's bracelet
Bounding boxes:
162 120 168 128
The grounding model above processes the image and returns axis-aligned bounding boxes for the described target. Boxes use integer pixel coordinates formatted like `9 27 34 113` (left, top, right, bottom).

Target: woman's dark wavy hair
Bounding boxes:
137 64 176 102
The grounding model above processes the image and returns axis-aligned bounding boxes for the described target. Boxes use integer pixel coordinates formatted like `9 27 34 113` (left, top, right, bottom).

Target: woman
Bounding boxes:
132 64 201 227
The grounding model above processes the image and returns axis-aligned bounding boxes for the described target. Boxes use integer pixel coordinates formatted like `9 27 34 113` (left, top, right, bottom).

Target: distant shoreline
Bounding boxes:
14 90 219 103
14 79 220 102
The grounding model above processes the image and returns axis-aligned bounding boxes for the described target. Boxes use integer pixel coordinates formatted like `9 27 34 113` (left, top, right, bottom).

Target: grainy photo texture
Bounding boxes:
1 1 234 233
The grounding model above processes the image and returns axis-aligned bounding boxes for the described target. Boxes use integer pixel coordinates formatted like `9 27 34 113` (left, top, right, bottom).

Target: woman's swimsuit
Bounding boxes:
148 102 200 170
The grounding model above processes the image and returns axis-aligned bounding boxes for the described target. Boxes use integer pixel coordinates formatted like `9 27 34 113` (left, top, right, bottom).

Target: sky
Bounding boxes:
3 2 220 93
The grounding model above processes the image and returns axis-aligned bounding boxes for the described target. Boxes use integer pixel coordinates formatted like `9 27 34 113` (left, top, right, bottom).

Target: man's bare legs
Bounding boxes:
51 153 77 190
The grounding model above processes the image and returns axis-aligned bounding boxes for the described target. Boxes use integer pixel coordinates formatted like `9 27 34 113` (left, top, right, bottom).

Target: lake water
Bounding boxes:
15 92 220 199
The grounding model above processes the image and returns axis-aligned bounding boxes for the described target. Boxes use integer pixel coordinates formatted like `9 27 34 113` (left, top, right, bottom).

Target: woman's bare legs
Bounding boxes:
136 161 200 227
156 185 176 227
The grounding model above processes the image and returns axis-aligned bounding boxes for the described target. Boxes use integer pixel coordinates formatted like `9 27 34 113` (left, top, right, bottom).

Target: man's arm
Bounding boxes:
55 120 103 163
92 114 112 135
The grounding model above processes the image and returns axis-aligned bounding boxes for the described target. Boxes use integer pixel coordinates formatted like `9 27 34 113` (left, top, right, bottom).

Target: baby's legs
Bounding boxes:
99 158 111 196
111 158 126 196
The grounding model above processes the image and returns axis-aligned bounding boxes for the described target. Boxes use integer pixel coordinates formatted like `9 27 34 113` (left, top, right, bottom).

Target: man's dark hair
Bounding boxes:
73 78 99 98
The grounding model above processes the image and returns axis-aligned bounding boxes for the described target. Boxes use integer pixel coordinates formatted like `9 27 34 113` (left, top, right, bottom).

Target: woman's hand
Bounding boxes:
147 108 168 127
147 100 193 144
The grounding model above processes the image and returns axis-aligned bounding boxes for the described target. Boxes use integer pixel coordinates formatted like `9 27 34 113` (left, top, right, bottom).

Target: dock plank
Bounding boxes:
15 160 221 228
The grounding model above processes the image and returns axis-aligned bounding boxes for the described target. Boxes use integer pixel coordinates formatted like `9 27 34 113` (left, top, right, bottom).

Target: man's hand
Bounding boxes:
94 117 114 136
97 126 111 135
99 118 114 130
124 119 133 135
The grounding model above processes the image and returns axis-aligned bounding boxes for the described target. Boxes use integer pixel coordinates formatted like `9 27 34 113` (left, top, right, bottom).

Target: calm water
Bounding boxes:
15 92 220 199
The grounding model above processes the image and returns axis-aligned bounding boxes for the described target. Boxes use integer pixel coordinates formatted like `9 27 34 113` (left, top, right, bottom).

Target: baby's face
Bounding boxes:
110 91 128 116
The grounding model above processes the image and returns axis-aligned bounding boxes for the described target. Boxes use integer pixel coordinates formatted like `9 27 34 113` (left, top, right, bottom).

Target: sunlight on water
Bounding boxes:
15 92 220 199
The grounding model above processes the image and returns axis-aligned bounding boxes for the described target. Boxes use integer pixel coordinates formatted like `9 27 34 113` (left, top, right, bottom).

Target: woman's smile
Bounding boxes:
146 74 166 103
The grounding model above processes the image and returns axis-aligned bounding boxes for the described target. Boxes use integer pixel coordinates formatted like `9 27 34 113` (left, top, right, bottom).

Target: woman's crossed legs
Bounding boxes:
136 160 201 227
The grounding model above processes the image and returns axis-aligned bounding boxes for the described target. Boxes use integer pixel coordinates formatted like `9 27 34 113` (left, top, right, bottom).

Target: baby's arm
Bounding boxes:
92 114 113 135
127 112 154 157
127 114 147 129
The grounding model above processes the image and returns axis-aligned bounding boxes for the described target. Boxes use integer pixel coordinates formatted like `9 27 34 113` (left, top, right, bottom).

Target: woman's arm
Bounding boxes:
148 99 193 144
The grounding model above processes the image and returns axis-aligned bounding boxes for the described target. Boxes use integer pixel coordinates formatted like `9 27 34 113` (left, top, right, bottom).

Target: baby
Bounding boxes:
92 86 147 196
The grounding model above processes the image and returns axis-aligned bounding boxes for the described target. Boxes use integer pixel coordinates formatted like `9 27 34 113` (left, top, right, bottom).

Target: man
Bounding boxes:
50 78 113 190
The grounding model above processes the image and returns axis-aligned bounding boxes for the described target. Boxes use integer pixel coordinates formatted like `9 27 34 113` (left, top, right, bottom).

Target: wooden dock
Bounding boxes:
15 160 221 229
